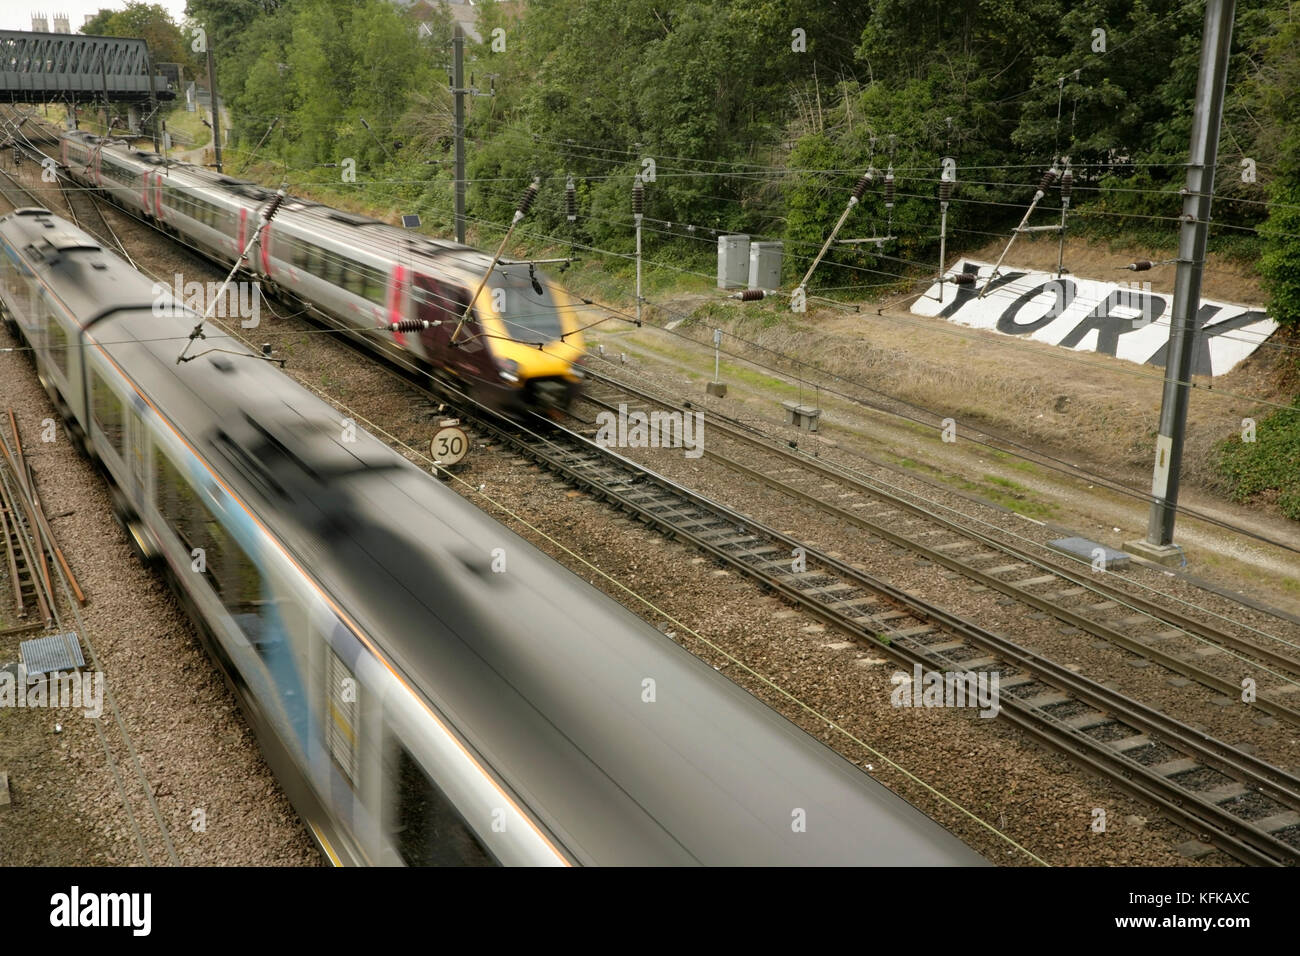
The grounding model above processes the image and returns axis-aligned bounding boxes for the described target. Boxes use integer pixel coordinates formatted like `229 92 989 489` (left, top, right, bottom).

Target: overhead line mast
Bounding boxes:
1129 0 1238 565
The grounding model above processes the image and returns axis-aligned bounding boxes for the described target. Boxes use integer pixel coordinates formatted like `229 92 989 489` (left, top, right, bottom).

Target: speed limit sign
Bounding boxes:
430 421 469 466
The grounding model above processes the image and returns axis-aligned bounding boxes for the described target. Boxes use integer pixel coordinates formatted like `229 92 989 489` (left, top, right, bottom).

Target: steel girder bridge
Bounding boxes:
0 30 174 105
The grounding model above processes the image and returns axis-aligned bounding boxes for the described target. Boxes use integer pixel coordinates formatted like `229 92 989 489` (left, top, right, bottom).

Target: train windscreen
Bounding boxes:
491 273 564 345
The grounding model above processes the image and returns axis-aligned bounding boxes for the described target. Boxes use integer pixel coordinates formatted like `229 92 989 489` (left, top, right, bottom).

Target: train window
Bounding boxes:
325 648 359 786
0 246 18 298
89 367 125 453
153 442 289 666
155 445 190 541
333 257 349 290
491 275 564 345
102 158 130 184
45 309 69 378
154 446 223 592
335 254 353 288
343 260 364 296
362 266 386 305
390 745 496 867
199 514 232 600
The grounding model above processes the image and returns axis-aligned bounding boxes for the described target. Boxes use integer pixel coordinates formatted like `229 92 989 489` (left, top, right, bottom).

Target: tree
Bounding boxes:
1247 3 1300 327
184 0 285 56
82 2 197 69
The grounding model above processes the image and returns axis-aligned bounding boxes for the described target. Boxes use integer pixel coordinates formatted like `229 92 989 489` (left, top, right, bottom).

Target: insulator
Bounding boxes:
851 173 872 201
1060 167 1073 202
565 176 576 222
731 289 765 301
632 178 644 216
1038 167 1060 194
389 319 431 332
262 187 287 221
950 273 976 285
883 171 896 209
939 179 953 203
516 180 539 217
1126 259 1154 272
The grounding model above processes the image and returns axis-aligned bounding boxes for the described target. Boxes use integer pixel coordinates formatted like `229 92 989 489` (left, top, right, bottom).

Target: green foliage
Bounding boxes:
1247 4 1300 326
84 2 197 68
1259 182 1300 326
196 0 1299 326
209 0 448 191
184 0 285 56
1217 400 1300 519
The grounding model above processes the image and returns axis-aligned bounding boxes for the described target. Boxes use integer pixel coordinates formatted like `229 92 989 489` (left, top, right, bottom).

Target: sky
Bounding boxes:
1 2 192 33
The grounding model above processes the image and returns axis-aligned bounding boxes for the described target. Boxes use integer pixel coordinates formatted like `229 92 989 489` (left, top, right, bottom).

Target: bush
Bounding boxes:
1216 399 1300 519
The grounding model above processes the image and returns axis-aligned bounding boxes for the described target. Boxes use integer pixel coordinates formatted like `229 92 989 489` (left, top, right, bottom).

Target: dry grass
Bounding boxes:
653 236 1296 511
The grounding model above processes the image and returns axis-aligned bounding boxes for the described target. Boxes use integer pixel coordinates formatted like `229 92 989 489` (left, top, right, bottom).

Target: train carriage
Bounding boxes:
57 129 586 417
0 206 987 866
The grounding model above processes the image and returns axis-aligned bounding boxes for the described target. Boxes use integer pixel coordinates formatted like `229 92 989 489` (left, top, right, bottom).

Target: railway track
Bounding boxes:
459 401 1300 864
0 110 138 268
0 410 179 866
0 160 43 210
9 109 1299 865
55 173 138 269
1 469 49 629
573 370 1300 722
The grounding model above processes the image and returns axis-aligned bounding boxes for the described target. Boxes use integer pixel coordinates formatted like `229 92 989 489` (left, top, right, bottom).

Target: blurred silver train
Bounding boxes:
0 205 985 865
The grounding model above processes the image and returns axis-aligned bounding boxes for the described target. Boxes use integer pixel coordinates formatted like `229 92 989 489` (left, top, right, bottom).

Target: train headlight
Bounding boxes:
498 358 521 384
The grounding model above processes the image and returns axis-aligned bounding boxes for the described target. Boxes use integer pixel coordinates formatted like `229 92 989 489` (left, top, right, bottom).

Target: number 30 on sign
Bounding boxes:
430 422 468 466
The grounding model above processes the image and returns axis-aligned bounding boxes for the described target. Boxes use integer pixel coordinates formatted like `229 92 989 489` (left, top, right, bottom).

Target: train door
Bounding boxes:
126 393 148 509
412 274 492 385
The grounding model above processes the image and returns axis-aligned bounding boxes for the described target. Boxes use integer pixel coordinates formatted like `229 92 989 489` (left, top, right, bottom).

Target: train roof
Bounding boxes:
93 309 981 865
70 130 495 276
0 208 182 324
2 205 985 864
